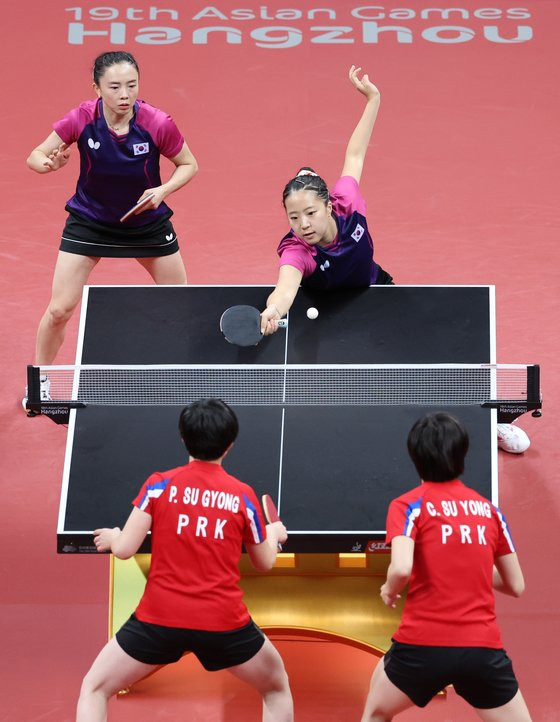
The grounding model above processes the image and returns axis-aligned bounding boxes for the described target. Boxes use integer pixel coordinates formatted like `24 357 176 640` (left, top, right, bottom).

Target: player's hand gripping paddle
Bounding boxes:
262 493 283 550
119 193 155 222
220 305 287 347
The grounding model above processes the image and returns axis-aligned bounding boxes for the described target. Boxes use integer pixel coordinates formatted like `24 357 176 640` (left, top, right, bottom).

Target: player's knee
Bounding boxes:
267 661 291 695
78 672 97 698
79 670 111 700
361 705 392 722
275 666 290 692
47 301 76 326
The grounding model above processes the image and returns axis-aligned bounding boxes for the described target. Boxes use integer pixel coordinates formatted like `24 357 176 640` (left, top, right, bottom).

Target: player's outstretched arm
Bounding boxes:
340 65 381 184
493 553 525 597
246 522 288 571
380 536 414 608
261 265 302 334
93 507 152 559
27 131 71 174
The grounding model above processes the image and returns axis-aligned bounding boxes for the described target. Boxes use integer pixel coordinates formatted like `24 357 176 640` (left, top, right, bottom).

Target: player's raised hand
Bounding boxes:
93 526 121 553
349 65 380 102
43 142 71 171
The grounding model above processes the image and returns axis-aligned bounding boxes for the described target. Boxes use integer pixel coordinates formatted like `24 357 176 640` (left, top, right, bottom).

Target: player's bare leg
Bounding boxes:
137 251 187 284
227 637 293 722
360 657 415 721
474 690 532 722
36 251 99 365
76 637 160 722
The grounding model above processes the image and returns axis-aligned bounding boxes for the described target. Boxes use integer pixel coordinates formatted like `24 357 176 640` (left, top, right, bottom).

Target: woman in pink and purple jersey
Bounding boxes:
260 65 392 336
25 51 197 393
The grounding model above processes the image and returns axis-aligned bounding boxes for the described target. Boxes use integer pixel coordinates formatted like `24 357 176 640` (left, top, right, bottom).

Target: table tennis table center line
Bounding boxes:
277 407 286 517
282 309 289 403
274 310 289 515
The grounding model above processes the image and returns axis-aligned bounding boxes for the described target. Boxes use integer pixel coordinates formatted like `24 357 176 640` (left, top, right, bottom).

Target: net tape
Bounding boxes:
35 364 536 407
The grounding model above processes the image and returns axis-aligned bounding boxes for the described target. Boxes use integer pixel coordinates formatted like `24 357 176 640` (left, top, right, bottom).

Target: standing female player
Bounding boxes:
360 412 532 721
260 65 392 335
77 399 293 721
25 51 197 402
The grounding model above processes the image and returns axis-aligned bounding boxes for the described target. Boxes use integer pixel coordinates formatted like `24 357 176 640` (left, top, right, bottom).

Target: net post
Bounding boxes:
26 365 42 414
527 364 542 417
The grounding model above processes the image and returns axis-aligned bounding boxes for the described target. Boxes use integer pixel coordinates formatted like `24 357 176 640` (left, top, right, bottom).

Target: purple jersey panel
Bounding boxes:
53 99 184 227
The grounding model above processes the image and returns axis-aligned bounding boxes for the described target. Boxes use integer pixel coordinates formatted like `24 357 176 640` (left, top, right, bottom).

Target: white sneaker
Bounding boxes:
497 423 530 454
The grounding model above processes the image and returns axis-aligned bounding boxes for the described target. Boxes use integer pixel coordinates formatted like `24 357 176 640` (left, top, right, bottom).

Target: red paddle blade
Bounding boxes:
262 494 281 523
219 305 263 347
119 192 155 222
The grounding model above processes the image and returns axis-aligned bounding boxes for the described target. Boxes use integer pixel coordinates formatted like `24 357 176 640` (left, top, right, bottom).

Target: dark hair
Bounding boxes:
178 399 239 461
93 51 139 85
407 412 469 482
282 167 330 207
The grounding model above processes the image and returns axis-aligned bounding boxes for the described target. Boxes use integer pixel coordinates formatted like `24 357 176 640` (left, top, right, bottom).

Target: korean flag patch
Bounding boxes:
351 223 365 242
133 143 149 155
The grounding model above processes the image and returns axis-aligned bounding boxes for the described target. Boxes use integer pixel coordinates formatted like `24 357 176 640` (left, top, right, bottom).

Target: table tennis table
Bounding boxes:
55 284 501 555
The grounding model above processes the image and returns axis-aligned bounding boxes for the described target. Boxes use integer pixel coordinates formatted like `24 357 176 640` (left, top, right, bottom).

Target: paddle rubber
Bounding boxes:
220 305 287 347
262 494 283 550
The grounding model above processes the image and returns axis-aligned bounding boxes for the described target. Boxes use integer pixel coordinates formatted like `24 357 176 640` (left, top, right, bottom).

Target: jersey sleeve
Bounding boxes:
52 102 95 145
132 472 171 516
136 102 185 159
330 176 367 216
241 488 267 545
385 495 423 543
277 233 317 277
155 114 184 158
492 505 517 556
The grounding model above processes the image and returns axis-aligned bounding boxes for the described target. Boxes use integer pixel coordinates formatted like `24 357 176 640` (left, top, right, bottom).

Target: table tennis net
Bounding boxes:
29 364 540 407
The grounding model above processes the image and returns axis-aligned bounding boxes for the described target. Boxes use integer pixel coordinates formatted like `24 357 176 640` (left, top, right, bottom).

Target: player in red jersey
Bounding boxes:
361 412 531 721
77 399 292 721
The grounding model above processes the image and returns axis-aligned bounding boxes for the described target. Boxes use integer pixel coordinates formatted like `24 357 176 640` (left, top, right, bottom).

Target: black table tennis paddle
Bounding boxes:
220 305 287 346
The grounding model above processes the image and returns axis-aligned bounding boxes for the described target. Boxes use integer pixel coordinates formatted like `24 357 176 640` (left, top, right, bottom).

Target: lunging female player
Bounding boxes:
24 51 197 403
260 65 392 334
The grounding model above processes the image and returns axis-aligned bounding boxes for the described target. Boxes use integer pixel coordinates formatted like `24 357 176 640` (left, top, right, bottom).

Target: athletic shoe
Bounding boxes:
497 423 530 454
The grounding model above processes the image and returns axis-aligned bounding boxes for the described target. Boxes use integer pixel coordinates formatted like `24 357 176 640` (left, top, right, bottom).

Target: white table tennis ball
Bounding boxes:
306 307 319 320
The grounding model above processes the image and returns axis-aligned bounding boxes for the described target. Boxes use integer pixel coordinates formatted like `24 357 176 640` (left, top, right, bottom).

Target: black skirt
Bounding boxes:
59 207 180 258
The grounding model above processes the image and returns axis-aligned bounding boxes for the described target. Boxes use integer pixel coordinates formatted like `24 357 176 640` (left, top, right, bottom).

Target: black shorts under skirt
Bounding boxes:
115 613 266 671
384 640 519 709
59 207 180 258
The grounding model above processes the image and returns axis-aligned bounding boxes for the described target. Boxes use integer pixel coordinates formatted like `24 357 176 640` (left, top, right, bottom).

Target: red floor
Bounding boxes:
2 1 560 719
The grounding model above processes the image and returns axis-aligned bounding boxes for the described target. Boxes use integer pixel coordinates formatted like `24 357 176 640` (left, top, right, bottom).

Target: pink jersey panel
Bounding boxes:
136 101 184 159
53 100 97 144
330 175 367 216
